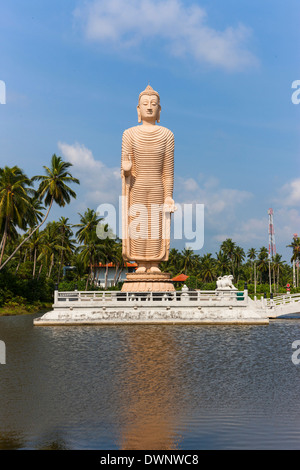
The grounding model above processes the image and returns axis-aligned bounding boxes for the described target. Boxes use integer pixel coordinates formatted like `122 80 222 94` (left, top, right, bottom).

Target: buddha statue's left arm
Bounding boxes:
163 131 175 210
121 130 133 177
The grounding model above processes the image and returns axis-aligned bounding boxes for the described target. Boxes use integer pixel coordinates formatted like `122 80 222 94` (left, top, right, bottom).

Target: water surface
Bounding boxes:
1 313 300 449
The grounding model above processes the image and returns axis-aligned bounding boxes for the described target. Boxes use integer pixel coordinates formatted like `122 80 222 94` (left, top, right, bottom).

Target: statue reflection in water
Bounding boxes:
117 327 186 450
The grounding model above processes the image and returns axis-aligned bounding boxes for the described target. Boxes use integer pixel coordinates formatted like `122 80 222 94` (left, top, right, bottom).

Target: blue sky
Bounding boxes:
1 0 300 263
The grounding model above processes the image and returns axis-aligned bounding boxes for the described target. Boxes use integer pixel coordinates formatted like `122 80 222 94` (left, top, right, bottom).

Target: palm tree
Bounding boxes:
199 253 216 283
27 229 44 278
56 217 75 283
234 246 245 282
272 253 284 292
37 222 62 278
0 166 33 265
215 250 230 276
0 155 79 271
257 246 269 285
247 247 257 293
181 247 195 275
287 236 300 288
220 238 236 277
160 248 182 276
247 248 257 280
74 208 103 245
110 241 124 287
77 231 102 290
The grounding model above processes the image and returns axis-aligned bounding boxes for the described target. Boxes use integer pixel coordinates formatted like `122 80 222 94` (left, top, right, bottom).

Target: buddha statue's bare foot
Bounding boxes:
148 266 161 273
136 265 147 273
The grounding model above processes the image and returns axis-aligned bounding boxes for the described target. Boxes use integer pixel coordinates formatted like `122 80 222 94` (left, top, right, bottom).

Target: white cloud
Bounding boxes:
214 207 300 260
217 218 267 245
74 0 257 70
174 174 254 251
175 175 252 219
58 141 103 171
57 141 121 206
280 178 300 206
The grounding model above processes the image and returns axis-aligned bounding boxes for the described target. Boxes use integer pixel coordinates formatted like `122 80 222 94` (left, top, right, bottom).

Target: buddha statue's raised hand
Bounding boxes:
122 153 132 176
164 196 176 213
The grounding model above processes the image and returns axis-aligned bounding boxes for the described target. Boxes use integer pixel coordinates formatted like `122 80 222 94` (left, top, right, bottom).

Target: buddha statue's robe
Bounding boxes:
121 125 174 263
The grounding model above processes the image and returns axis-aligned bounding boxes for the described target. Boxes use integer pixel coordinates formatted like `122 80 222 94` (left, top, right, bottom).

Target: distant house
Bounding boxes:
94 261 138 288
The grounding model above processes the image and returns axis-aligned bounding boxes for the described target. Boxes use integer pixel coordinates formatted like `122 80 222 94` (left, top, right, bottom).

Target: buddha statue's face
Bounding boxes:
137 94 161 124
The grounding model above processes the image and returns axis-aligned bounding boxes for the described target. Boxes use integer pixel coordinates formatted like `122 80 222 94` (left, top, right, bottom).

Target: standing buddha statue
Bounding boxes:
121 85 175 278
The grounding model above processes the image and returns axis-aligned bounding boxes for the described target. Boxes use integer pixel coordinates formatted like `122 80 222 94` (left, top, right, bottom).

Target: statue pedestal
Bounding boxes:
121 272 175 292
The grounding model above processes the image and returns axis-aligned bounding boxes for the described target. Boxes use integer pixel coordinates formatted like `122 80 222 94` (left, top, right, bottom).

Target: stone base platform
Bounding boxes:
34 312 268 325
33 288 270 326
121 272 175 292
34 298 269 327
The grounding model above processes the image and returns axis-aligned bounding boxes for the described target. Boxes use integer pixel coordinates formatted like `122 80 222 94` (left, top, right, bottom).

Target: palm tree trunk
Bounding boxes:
0 218 8 266
254 262 257 294
231 256 234 278
37 263 43 281
96 266 101 287
116 267 124 284
57 235 65 284
0 197 54 271
85 263 93 290
15 257 21 273
105 263 109 289
32 247 37 278
113 264 119 286
48 254 54 278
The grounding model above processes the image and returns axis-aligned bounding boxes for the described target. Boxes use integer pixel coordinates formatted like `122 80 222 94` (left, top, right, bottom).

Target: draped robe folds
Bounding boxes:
121 125 174 263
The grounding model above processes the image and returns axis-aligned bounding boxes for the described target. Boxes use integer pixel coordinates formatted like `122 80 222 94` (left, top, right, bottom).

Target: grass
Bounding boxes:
0 302 52 316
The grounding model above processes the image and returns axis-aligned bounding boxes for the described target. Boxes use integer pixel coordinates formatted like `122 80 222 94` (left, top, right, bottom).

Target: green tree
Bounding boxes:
287 236 300 287
257 246 269 284
160 248 182 276
0 166 34 265
77 231 103 290
272 253 285 292
56 217 75 283
220 238 237 277
74 208 103 245
181 247 195 275
234 246 245 282
27 229 44 278
199 253 216 283
0 155 79 271
215 250 231 276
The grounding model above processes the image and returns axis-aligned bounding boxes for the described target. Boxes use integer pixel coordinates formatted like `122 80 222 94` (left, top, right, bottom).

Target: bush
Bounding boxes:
58 280 97 291
0 270 55 305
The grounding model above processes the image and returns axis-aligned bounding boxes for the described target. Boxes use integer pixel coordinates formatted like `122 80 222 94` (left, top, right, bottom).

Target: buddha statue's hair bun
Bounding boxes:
138 84 160 103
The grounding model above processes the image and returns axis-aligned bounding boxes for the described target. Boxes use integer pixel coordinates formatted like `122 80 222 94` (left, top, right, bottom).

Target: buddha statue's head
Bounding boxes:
137 85 161 124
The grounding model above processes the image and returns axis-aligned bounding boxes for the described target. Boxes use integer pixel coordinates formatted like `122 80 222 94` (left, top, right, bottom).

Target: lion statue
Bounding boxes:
216 275 237 290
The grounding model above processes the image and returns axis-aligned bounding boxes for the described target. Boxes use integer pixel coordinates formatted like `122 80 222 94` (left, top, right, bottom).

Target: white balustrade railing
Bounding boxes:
267 293 300 307
54 289 247 304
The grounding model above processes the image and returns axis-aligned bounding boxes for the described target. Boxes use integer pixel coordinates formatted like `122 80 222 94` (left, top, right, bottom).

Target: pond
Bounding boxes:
1 312 300 450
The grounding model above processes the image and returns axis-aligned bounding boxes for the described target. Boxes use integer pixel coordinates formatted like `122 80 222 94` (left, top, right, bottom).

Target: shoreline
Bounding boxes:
0 303 52 317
